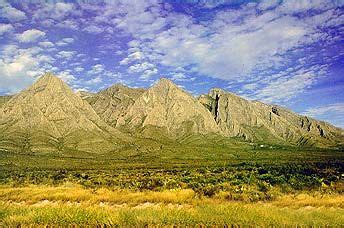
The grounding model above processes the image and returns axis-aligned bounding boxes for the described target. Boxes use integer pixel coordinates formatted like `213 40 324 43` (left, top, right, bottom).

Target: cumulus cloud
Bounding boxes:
0 45 55 94
38 41 54 48
0 23 14 36
140 68 158 80
56 37 75 46
170 72 187 81
33 2 78 21
88 64 105 75
57 70 76 83
0 4 26 22
16 29 46 43
74 66 84 72
128 62 155 73
56 51 76 60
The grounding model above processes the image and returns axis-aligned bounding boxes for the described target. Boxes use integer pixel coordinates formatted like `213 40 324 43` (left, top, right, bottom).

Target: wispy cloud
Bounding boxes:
302 103 344 128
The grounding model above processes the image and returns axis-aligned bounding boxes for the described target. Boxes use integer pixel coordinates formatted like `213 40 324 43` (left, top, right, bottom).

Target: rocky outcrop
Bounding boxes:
199 88 343 147
117 78 221 137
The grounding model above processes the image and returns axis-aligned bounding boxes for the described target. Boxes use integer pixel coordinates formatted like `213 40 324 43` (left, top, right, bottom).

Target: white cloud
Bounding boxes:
56 19 79 30
56 37 75 46
277 0 343 14
128 62 155 73
253 72 316 103
17 29 46 43
120 51 145 65
170 72 187 81
0 46 53 94
0 23 14 36
56 51 76 60
302 103 344 128
74 66 84 72
303 103 344 117
84 76 103 85
0 4 26 22
33 2 78 21
57 70 76 83
257 0 280 10
108 0 342 103
148 15 311 81
62 37 74 43
38 41 54 48
88 64 105 75
140 68 158 79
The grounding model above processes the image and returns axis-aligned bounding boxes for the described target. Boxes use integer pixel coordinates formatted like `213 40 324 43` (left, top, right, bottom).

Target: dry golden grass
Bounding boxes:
0 184 343 226
0 183 195 205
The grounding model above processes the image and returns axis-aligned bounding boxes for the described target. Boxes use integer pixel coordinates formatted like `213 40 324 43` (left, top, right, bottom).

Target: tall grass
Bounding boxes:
0 185 343 226
1 201 343 226
0 184 195 205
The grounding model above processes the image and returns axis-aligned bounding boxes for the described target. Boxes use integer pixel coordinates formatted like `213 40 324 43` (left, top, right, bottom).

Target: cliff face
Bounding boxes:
116 78 221 137
199 88 343 147
0 73 121 154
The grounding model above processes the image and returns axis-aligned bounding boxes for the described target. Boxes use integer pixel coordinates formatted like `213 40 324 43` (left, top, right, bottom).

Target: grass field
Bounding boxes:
0 184 343 226
0 145 343 225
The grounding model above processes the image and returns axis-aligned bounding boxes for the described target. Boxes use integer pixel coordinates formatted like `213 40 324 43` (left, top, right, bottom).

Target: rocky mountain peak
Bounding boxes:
27 73 71 95
107 83 129 91
0 73 121 154
116 77 221 137
154 78 179 89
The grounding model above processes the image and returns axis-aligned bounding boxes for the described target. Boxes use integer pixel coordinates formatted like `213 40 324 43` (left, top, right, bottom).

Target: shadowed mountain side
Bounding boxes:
84 84 145 127
199 88 344 147
0 73 129 154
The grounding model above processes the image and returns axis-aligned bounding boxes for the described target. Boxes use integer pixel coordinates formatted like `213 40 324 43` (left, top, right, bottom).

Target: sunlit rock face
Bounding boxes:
199 88 344 147
0 73 122 154
116 78 221 137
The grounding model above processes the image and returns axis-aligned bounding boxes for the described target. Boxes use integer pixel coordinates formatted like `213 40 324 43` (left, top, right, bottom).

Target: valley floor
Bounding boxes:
0 185 343 226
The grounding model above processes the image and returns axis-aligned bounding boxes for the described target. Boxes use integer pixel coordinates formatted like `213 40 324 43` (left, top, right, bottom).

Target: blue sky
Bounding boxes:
0 0 343 128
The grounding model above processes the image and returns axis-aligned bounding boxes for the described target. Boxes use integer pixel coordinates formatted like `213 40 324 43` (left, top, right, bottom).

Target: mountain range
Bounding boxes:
0 73 343 155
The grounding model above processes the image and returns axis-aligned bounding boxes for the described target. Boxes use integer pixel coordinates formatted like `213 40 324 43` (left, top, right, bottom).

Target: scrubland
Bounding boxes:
0 147 343 225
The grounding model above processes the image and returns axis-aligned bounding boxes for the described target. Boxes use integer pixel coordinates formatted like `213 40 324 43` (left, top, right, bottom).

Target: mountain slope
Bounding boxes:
0 73 123 154
199 88 344 147
85 84 145 127
0 95 12 108
117 78 221 138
